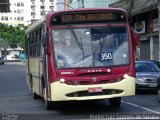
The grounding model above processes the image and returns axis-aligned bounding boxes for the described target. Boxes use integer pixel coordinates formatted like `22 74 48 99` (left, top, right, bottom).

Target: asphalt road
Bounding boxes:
0 62 160 120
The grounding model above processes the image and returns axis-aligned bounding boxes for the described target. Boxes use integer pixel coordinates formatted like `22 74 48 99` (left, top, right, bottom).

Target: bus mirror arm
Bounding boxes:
131 28 139 47
42 33 47 47
133 32 139 46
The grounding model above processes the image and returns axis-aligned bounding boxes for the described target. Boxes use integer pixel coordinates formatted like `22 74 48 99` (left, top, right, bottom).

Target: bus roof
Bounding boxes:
46 7 127 18
49 7 127 14
25 16 45 34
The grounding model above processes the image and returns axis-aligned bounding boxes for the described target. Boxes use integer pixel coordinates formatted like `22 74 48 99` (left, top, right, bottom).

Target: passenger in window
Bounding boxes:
53 31 73 68
64 32 72 48
60 31 76 67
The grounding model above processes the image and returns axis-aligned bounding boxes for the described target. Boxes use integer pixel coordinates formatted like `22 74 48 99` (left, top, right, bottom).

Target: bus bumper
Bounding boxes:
50 74 135 101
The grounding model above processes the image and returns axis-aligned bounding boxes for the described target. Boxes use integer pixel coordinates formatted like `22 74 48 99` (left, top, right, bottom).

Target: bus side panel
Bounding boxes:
29 58 41 95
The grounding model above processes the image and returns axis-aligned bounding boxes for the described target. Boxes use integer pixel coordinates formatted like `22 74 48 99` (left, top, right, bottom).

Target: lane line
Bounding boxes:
122 100 160 114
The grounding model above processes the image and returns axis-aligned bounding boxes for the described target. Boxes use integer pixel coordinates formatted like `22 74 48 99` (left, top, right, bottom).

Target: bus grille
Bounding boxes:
66 89 123 97
65 79 122 85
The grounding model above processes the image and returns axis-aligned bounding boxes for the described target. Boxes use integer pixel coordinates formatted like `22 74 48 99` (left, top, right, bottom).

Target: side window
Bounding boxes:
29 33 33 57
40 27 45 56
28 25 44 57
25 34 29 57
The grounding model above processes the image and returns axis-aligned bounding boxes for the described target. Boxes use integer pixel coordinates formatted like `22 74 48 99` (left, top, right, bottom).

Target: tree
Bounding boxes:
0 23 27 49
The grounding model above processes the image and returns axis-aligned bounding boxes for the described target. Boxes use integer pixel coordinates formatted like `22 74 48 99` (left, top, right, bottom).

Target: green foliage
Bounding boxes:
0 23 27 49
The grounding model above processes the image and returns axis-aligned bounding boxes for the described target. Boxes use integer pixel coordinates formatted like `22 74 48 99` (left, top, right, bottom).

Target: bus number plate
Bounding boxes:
88 87 102 93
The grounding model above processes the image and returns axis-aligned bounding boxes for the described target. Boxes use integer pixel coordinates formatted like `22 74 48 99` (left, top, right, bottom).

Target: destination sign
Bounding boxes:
61 13 113 23
50 11 126 25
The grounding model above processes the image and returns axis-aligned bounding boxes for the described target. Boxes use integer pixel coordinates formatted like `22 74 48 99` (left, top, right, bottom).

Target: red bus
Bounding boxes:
25 8 138 110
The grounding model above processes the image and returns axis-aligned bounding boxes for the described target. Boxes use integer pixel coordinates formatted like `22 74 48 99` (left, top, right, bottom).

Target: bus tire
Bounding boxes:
32 87 40 99
109 97 121 108
43 87 53 110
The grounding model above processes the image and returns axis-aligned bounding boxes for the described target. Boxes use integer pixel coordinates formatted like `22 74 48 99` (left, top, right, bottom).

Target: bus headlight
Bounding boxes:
74 81 79 85
115 77 122 82
123 74 129 79
59 78 65 83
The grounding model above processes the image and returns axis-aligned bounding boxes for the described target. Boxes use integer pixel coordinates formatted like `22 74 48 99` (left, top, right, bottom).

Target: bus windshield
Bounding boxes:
52 26 129 69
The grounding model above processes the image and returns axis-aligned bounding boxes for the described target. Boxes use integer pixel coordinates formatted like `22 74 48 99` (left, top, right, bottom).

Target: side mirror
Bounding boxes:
131 28 139 47
42 33 47 47
133 32 139 46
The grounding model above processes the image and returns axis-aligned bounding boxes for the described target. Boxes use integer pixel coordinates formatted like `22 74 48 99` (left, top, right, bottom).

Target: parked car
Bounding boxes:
135 60 160 91
0 56 5 65
156 77 160 103
149 60 160 68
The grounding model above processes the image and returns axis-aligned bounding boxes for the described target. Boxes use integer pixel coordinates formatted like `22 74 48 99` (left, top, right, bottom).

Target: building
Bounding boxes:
110 0 160 61
55 0 65 11
0 0 120 26
0 0 30 26
0 0 10 12
0 0 63 26
68 0 119 9
64 0 73 9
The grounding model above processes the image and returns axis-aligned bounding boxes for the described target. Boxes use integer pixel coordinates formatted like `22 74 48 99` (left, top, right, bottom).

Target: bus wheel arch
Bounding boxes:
41 75 45 91
29 73 33 91
42 76 53 110
30 73 39 99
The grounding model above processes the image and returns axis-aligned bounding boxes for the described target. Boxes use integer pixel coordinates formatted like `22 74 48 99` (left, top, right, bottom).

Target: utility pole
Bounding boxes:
81 0 84 8
77 0 84 8
56 2 74 10
78 0 81 8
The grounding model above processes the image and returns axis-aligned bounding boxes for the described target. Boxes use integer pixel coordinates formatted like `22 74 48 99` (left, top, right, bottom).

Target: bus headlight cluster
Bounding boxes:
59 78 79 85
59 78 65 83
66 80 71 85
123 74 129 79
115 77 122 82
74 81 79 85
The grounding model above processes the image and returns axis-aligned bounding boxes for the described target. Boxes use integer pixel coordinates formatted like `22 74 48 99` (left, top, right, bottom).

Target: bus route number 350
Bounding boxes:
100 52 113 61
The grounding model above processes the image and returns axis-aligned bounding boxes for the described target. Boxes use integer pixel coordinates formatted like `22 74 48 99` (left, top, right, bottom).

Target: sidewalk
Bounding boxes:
5 62 26 65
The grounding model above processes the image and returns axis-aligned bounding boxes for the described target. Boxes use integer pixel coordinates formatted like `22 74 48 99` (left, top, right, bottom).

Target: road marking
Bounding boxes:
122 100 160 114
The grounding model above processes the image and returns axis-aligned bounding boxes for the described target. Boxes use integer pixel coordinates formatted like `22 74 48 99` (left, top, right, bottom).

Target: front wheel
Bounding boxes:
157 87 160 103
109 97 121 108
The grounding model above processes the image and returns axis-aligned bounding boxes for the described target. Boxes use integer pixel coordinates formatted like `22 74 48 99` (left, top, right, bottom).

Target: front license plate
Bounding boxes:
149 83 157 87
88 87 102 93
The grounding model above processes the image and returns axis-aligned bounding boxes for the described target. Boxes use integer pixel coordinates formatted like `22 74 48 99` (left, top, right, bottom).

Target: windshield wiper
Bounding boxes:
80 37 84 60
69 27 83 50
